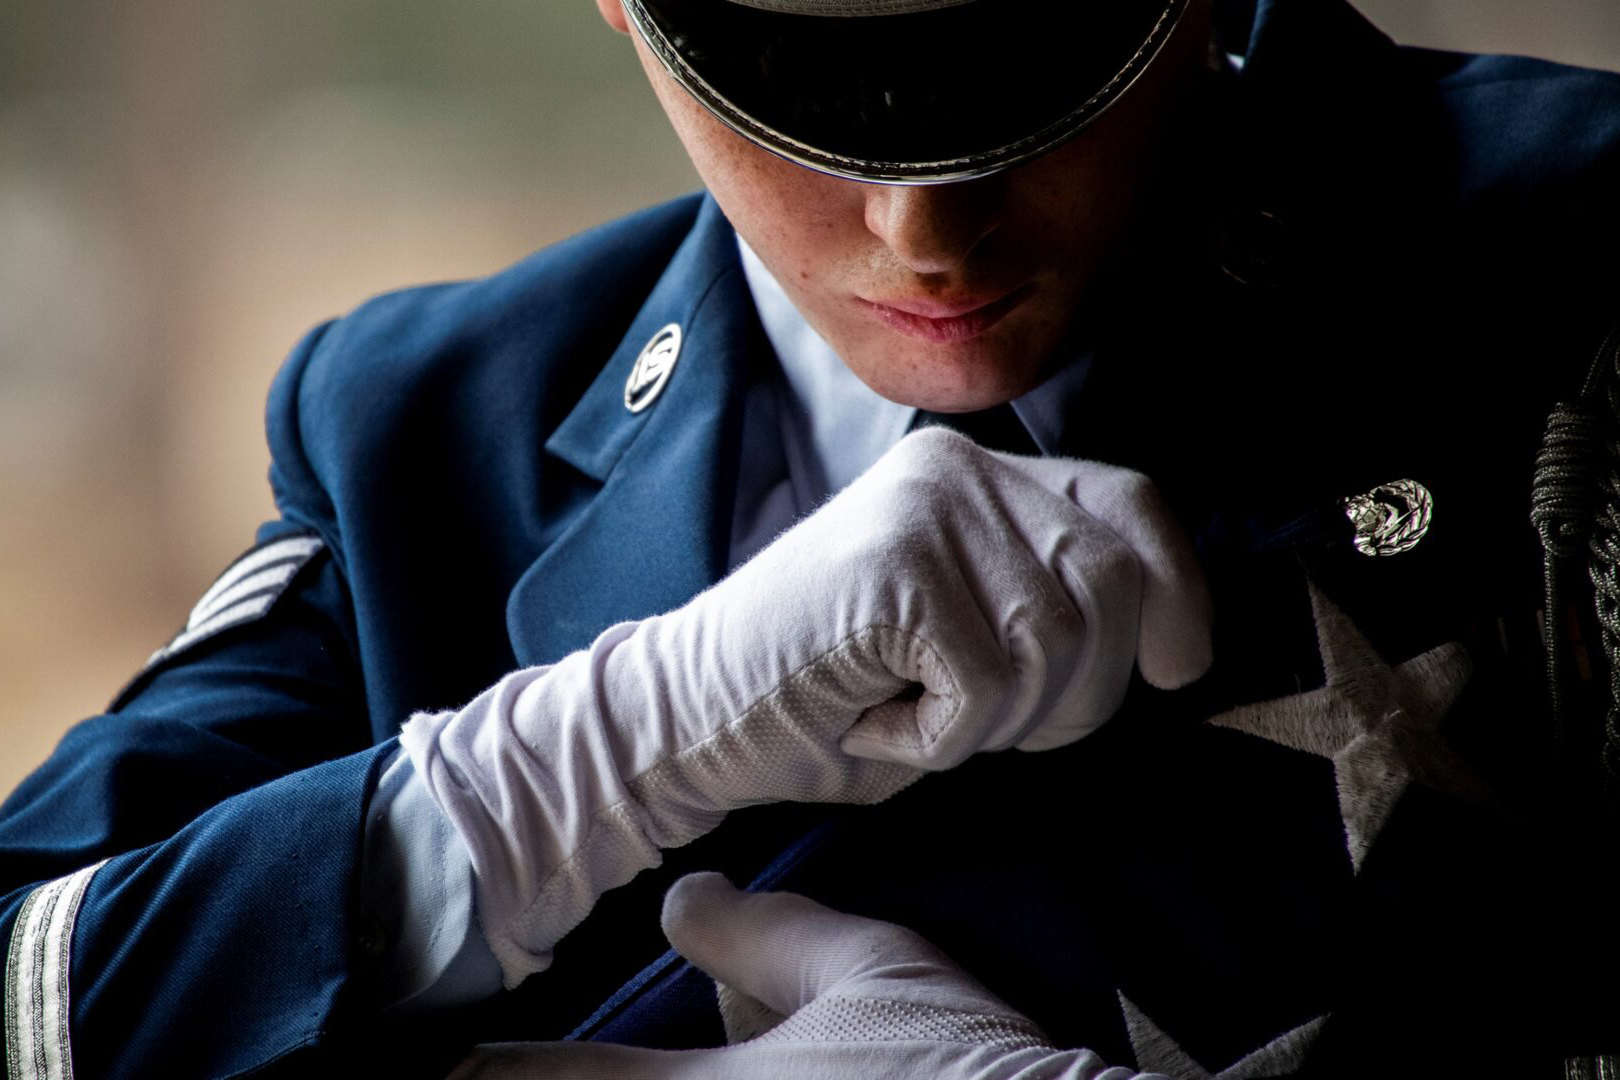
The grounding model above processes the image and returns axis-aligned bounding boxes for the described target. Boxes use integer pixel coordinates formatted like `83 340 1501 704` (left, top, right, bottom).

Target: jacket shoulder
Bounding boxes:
1405 47 1620 207
1436 52 1620 360
265 193 706 537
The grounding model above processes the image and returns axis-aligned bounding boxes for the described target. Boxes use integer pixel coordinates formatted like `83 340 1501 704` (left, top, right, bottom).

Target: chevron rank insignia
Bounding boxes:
116 530 326 701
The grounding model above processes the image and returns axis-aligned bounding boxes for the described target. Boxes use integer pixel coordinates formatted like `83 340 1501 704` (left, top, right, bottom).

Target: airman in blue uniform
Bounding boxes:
4 0 1619 1076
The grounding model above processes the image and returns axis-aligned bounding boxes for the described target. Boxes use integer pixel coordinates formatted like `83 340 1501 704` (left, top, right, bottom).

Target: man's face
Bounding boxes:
604 0 1211 412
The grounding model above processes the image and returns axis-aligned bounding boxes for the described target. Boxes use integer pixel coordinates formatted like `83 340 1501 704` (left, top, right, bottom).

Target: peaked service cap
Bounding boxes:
623 0 1192 183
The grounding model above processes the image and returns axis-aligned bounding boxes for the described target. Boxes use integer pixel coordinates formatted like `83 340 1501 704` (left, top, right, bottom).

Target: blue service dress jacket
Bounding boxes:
5 0 1620 1075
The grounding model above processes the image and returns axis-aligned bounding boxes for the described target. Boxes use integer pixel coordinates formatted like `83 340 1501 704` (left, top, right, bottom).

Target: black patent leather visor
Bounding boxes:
625 0 1189 183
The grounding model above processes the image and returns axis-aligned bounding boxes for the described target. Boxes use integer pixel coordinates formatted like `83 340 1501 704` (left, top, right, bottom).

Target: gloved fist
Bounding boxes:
403 429 1211 985
449 872 1166 1080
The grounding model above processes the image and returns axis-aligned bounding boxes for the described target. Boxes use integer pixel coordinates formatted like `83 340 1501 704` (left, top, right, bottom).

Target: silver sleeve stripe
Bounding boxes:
188 536 322 623
131 533 326 676
155 591 281 663
5 861 107 1080
186 559 305 631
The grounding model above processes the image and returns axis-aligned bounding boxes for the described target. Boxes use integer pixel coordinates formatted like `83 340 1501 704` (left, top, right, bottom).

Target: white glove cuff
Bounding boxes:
399 627 665 989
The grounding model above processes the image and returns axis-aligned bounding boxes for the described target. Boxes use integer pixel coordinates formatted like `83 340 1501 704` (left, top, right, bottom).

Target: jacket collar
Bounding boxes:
1224 0 1392 73
1228 0 1402 215
507 195 756 666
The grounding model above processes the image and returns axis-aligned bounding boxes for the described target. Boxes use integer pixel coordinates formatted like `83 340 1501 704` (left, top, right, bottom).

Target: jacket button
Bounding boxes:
355 912 388 958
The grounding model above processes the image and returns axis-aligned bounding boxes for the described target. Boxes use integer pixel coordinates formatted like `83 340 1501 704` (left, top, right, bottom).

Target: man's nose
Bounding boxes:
862 178 1004 275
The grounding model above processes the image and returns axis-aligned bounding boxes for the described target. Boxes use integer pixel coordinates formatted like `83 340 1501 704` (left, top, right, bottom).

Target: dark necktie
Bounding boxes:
911 403 1041 457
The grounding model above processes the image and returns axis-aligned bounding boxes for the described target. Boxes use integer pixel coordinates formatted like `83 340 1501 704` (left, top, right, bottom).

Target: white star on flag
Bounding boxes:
1206 580 1485 871
1119 992 1327 1079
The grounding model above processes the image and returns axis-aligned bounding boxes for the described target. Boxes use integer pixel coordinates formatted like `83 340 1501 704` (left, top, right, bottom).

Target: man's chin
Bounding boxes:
847 347 1049 414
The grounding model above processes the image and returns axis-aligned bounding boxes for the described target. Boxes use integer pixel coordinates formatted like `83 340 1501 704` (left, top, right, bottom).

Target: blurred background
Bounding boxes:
2 0 1618 798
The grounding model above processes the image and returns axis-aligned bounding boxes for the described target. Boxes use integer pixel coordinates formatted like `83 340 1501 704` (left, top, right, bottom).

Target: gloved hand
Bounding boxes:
402 428 1211 985
448 872 1166 1079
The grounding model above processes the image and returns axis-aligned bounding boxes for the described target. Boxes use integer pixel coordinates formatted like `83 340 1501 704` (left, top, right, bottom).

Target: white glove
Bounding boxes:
402 429 1211 986
448 872 1167 1080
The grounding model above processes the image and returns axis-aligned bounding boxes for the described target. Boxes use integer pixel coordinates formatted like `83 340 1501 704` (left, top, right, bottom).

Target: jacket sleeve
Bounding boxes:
0 323 410 1079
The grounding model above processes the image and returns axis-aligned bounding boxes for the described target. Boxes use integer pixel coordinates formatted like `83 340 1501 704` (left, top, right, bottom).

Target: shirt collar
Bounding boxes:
1009 350 1095 457
736 233 917 500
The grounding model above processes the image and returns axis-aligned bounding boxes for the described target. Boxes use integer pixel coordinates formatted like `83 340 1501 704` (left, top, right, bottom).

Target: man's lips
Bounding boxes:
857 284 1033 343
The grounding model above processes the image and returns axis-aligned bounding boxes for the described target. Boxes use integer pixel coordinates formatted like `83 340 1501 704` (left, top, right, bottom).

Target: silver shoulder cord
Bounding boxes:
1532 324 1620 1080
1531 318 1620 812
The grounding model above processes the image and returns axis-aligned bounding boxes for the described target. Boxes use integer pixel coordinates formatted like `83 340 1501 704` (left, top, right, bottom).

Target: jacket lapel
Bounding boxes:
506 196 755 666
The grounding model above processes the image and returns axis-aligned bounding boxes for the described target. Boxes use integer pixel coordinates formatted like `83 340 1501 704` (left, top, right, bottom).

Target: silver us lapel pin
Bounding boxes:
624 323 682 413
